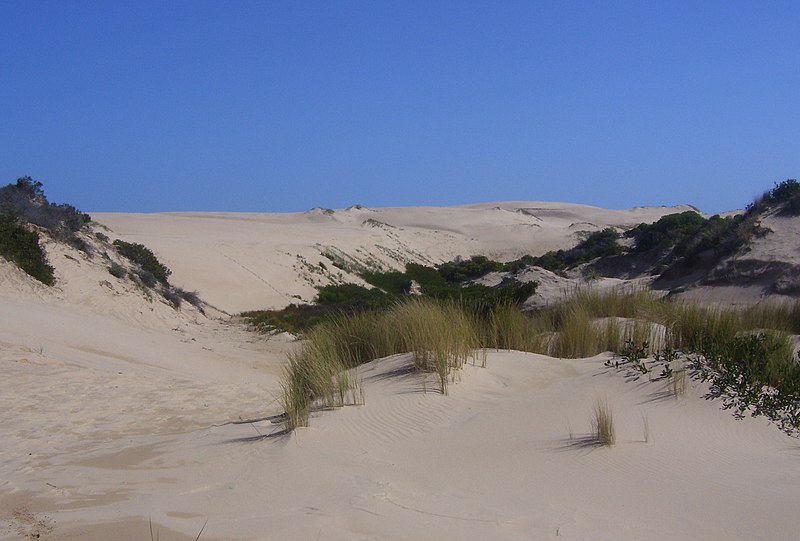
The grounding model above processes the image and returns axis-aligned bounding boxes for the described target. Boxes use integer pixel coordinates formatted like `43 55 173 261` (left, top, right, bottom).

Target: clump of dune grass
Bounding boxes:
278 297 482 429
550 304 600 358
386 298 481 394
592 398 616 446
280 326 363 430
487 301 541 352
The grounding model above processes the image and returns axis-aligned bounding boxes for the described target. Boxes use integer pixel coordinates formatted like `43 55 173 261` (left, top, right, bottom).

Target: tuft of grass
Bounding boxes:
592 399 616 446
549 304 598 358
278 298 482 429
280 327 363 430
389 298 480 394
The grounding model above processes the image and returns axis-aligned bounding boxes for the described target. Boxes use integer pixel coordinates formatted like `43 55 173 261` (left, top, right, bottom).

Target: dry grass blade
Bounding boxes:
592 399 615 446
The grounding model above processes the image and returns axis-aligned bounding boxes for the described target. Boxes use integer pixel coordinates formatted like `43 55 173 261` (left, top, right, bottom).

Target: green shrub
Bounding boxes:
108 262 126 278
626 211 706 253
316 282 392 310
438 256 503 282
510 227 623 273
113 240 171 285
0 177 91 250
696 331 800 434
0 213 55 285
136 268 158 288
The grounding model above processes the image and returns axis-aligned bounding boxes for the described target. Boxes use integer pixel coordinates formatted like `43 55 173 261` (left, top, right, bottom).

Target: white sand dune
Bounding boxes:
3 202 799 540
93 202 693 313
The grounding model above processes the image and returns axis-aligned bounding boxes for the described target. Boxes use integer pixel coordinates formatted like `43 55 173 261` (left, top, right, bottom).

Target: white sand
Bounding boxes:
3 202 799 540
93 202 693 313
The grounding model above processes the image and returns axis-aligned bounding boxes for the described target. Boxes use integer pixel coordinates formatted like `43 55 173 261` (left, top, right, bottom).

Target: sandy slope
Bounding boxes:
4 344 799 540
3 201 800 540
93 202 692 313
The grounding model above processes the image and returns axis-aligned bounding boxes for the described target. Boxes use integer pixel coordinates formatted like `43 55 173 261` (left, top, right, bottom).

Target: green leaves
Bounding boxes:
0 213 55 285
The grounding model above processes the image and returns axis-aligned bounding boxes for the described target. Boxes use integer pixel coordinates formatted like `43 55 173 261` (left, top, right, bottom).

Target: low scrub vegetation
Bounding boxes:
113 240 172 286
244 261 538 335
0 177 91 252
748 178 800 216
507 228 624 273
0 176 93 283
0 213 55 285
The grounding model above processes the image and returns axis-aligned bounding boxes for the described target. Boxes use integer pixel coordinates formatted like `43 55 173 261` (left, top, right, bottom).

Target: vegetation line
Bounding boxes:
277 289 800 435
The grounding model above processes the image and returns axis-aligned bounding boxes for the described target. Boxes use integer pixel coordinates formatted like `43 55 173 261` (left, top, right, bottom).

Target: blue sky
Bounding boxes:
1 1 798 213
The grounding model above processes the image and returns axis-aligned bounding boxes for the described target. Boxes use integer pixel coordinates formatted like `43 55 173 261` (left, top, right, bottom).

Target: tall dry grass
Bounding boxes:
592 398 616 446
389 298 481 393
279 288 800 430
279 298 482 429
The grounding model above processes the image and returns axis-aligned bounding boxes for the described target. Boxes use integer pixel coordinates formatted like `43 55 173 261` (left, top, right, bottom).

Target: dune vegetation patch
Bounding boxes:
592 398 616 446
0 176 93 284
279 297 482 430
242 259 538 335
274 286 800 435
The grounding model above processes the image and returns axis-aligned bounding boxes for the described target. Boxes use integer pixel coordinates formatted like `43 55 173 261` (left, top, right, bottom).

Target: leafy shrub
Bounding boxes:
0 177 91 250
626 211 706 253
108 262 126 278
767 179 800 205
243 304 336 335
438 256 503 282
135 268 158 288
95 232 110 243
696 331 800 434
316 282 392 310
512 228 623 273
0 213 55 285
113 240 171 285
656 213 764 278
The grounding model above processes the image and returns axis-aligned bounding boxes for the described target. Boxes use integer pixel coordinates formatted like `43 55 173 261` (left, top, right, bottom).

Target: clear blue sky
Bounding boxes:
1 1 798 213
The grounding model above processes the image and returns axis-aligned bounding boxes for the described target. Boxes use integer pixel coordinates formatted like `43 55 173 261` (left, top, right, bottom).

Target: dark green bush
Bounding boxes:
113 240 171 285
747 179 800 216
0 177 91 249
438 256 503 282
511 227 623 273
245 259 539 334
767 179 800 205
0 213 55 285
627 211 706 253
316 283 392 310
